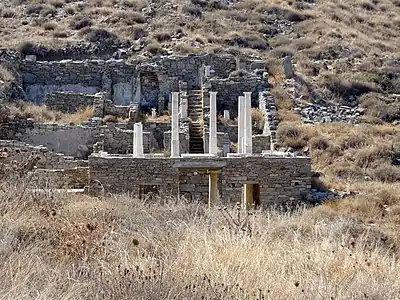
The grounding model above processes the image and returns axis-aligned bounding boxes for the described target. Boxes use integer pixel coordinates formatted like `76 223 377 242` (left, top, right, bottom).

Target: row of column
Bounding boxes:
133 91 253 158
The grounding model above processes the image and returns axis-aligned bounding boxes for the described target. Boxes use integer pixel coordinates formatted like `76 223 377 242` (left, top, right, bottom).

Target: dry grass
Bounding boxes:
277 122 400 182
8 101 94 124
0 178 399 299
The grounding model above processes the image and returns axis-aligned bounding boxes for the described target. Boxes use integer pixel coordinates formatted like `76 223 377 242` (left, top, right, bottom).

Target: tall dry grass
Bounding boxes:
277 122 400 183
8 102 94 124
0 178 400 299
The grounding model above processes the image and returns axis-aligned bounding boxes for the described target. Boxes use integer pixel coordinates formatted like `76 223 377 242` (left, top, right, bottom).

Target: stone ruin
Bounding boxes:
0 53 312 208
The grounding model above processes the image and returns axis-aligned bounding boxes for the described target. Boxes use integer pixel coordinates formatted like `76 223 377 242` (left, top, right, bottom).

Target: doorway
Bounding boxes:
243 183 260 210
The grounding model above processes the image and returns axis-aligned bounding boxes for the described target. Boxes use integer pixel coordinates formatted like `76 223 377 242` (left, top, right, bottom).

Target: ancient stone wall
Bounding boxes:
88 155 179 196
30 167 89 189
103 126 159 154
88 155 311 206
252 135 271 153
163 132 190 155
209 76 268 117
0 139 87 169
18 54 237 105
15 124 99 158
44 92 101 113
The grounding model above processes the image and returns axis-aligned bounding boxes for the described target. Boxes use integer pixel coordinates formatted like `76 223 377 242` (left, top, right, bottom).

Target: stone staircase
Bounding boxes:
188 90 204 154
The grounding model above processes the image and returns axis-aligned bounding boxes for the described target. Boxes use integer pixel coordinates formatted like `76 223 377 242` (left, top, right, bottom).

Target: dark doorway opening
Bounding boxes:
140 72 160 113
139 185 159 201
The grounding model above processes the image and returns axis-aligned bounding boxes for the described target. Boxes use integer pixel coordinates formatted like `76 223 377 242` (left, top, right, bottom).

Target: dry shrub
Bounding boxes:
8 102 93 124
354 144 393 168
182 4 203 17
110 11 146 25
84 28 120 44
270 86 293 110
146 43 165 55
9 102 61 123
103 114 118 123
53 29 69 38
359 93 400 122
368 163 400 183
229 69 250 78
42 22 57 31
251 108 264 125
277 123 314 149
60 106 94 124
270 45 295 58
1 8 16 18
0 65 15 84
131 24 148 40
153 31 172 42
224 31 269 50
309 135 330 150
321 73 379 100
70 16 93 30
338 132 368 150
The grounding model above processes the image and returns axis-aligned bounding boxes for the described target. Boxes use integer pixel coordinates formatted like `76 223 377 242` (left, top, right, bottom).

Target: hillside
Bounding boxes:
0 0 399 119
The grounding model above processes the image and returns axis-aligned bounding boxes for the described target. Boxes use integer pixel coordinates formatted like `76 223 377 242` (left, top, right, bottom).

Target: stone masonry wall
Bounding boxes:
103 126 159 154
88 155 311 207
19 54 237 104
15 124 99 158
0 139 87 169
29 167 89 189
44 92 101 113
209 76 268 117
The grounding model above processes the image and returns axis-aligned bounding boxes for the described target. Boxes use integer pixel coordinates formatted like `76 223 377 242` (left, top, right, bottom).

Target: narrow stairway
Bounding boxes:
188 90 204 154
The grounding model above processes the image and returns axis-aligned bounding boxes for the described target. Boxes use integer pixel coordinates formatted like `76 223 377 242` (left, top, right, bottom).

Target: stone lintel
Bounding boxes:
173 160 227 169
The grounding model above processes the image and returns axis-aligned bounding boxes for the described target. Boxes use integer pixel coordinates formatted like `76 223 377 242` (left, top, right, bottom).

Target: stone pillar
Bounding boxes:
133 122 144 158
209 169 218 208
243 92 252 154
171 92 180 157
134 73 141 104
133 123 137 157
204 65 211 77
235 56 240 71
243 184 254 210
180 92 188 118
101 72 112 100
238 96 245 154
283 56 294 79
209 91 218 155
223 110 230 120
259 92 266 111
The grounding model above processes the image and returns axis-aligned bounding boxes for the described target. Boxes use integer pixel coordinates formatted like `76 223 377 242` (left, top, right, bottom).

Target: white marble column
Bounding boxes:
238 96 245 154
244 92 252 154
223 110 230 120
209 91 218 155
133 123 137 157
171 92 180 157
133 122 144 158
180 92 188 118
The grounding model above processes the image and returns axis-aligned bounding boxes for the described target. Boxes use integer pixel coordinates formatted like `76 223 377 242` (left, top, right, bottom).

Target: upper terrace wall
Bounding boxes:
19 54 237 106
208 77 268 117
16 124 98 158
